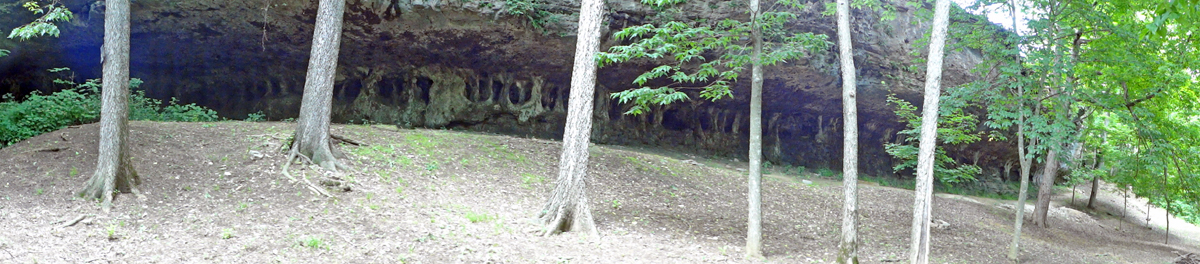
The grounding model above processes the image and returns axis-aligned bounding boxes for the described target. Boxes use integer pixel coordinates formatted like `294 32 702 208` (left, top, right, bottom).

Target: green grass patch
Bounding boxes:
520 173 545 188
465 211 497 223
299 236 327 250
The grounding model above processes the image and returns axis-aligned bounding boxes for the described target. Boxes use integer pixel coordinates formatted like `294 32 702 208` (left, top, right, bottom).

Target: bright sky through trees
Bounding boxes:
952 0 1030 33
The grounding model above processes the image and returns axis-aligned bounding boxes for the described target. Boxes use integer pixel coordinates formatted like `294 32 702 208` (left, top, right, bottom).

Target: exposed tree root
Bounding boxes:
281 151 334 198
538 196 599 237
53 214 89 228
331 134 366 146
28 146 69 153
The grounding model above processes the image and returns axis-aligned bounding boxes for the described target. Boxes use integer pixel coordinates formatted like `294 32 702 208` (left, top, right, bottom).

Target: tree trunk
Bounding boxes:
835 0 858 262
538 0 604 237
1122 185 1127 230
1006 3 1030 260
745 0 764 258
909 0 952 263
79 0 140 212
1087 171 1101 210
1008 60 1032 261
291 0 346 171
1163 165 1169 245
1033 149 1058 228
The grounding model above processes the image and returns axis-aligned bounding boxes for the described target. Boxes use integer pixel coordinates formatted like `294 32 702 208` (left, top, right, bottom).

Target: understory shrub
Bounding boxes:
0 77 220 147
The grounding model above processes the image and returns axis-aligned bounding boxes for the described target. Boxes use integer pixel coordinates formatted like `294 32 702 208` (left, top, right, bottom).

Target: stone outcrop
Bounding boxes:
0 0 1011 178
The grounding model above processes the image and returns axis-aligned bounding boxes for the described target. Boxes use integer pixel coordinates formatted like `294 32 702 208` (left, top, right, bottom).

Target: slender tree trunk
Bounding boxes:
909 0 952 263
1163 165 1169 245
1087 168 1103 210
1008 82 1032 261
291 0 345 171
745 0 765 258
1071 184 1076 206
835 0 858 262
79 0 140 212
1122 185 1127 230
538 0 604 237
1033 149 1058 228
1006 3 1031 260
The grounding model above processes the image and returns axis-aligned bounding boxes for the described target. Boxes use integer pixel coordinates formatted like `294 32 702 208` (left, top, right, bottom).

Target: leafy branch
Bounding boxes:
9 1 74 41
884 94 983 184
599 0 829 115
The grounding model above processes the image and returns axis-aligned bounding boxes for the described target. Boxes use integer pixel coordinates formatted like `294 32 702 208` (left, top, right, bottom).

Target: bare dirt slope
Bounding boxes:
1 121 1196 263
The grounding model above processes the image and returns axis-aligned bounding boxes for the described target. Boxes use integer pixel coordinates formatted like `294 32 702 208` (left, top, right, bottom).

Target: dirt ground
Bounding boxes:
0 121 1196 263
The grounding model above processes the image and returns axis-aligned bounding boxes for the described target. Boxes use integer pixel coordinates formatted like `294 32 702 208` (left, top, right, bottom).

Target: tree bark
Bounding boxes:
1033 149 1058 228
835 0 858 262
1008 66 1032 262
745 0 764 258
291 0 346 171
79 0 140 212
1087 168 1103 210
909 0 952 263
1006 3 1030 260
538 0 604 237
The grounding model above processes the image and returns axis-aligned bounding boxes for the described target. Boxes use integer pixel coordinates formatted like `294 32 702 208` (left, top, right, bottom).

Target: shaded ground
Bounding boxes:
0 121 1196 263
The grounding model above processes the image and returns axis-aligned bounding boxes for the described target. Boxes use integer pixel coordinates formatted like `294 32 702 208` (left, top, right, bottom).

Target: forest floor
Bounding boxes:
0 121 1197 263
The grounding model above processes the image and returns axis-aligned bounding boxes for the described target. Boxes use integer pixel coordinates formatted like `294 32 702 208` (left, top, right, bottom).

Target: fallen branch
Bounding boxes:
52 214 88 228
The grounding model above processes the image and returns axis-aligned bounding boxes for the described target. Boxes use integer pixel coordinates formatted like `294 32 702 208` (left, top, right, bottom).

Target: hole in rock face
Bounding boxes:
378 78 396 100
609 99 623 120
698 111 712 131
416 76 433 104
463 79 475 101
662 109 688 131
545 87 559 109
508 83 522 104
492 81 504 102
724 114 736 133
341 79 363 102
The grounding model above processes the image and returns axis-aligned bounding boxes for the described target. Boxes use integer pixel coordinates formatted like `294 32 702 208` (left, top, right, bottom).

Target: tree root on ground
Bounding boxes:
281 152 335 198
331 134 366 146
537 202 599 238
52 214 89 228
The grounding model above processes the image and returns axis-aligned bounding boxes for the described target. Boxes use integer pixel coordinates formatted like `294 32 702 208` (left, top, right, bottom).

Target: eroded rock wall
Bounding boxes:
0 0 1008 177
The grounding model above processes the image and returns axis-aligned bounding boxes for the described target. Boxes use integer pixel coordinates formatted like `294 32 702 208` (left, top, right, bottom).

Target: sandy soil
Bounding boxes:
0 121 1196 263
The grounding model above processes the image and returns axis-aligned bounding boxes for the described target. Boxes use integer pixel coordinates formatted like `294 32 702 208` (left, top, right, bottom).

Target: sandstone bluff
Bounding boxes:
0 0 1010 179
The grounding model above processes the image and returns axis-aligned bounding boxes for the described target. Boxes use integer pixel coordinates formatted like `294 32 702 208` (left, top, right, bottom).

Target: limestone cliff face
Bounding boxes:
0 0 1007 177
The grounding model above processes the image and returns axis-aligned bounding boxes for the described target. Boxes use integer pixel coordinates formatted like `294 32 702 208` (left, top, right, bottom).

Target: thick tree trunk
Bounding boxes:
745 0 764 258
291 0 346 171
909 0 952 263
835 0 858 262
1033 149 1058 228
79 0 140 212
538 0 604 237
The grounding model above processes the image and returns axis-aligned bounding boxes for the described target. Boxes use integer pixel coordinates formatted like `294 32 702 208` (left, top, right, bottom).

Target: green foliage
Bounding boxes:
504 0 556 33
0 49 9 57
817 168 838 178
821 0 905 21
245 111 266 122
599 0 830 115
8 1 74 40
883 95 982 184
0 69 221 147
0 84 101 146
